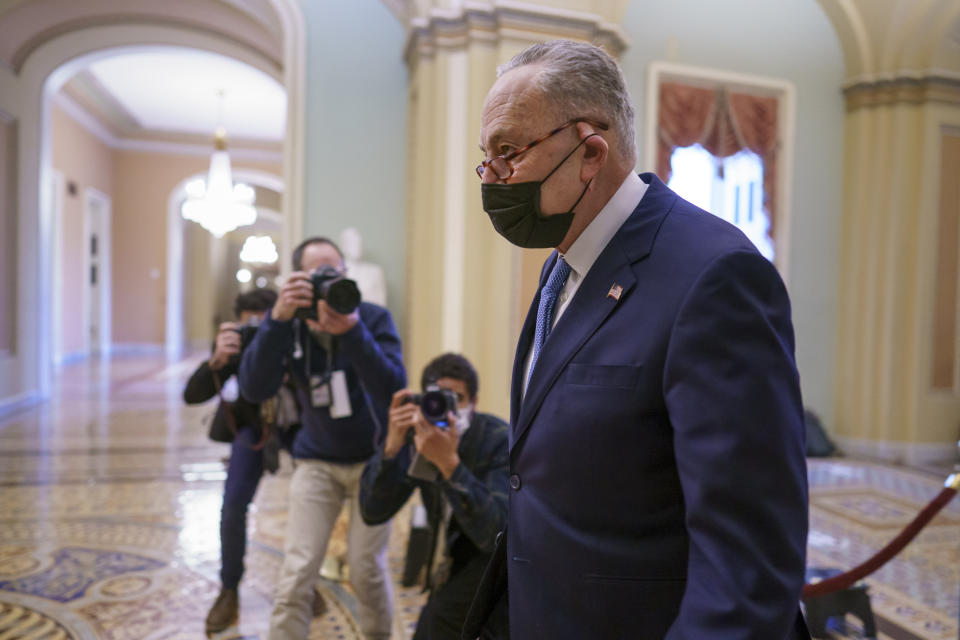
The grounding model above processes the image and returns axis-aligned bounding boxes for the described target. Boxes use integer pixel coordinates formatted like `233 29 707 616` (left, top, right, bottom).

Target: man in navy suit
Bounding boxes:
465 40 810 639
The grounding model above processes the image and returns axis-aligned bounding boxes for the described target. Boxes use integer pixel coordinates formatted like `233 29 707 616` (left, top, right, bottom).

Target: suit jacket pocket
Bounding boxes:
565 363 642 389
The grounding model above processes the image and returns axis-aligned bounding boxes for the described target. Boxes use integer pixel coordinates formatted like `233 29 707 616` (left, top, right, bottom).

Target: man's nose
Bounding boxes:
481 168 501 185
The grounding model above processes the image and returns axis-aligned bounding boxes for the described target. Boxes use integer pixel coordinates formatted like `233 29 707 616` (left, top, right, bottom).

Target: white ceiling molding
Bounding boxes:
816 0 960 80
113 138 282 163
85 48 286 141
63 70 141 135
51 90 283 163
0 0 283 73
51 90 119 146
221 0 284 38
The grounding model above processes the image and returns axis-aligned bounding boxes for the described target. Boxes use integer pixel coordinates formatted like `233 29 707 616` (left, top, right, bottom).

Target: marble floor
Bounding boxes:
0 354 956 639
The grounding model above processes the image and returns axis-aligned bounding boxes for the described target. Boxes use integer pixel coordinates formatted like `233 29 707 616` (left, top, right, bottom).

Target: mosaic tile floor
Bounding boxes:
0 354 957 639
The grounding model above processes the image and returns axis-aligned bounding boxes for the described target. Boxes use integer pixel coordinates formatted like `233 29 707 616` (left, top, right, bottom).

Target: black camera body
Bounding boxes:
296 266 361 320
405 385 460 483
227 321 261 365
235 323 260 349
406 385 459 427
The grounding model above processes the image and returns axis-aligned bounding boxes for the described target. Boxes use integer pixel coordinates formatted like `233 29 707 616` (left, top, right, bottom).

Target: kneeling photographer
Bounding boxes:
182 287 279 636
359 353 508 640
238 236 405 640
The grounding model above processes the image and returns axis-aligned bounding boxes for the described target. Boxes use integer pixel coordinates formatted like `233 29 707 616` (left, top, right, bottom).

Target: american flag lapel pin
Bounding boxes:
607 283 623 301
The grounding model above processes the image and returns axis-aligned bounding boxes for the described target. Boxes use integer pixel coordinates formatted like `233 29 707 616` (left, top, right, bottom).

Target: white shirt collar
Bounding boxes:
561 172 648 278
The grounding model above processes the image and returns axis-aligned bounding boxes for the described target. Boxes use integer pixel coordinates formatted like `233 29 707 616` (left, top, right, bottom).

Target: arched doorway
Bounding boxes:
1 0 304 406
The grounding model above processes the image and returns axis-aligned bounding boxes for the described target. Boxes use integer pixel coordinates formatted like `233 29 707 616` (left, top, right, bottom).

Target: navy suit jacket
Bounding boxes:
464 174 808 639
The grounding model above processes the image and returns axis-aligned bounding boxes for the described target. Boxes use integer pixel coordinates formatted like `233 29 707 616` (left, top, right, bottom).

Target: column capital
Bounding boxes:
403 1 628 69
842 73 960 111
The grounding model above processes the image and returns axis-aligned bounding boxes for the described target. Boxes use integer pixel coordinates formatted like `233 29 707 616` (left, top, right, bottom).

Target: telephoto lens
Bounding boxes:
296 266 361 320
322 277 361 315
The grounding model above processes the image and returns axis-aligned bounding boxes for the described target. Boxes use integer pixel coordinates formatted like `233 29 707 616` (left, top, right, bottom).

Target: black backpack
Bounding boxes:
804 409 836 457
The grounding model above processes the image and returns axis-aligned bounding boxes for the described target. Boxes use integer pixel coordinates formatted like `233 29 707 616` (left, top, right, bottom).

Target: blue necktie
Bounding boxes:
528 256 571 387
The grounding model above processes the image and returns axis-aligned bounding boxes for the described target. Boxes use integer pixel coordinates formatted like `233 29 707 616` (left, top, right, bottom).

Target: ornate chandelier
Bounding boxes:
181 93 257 237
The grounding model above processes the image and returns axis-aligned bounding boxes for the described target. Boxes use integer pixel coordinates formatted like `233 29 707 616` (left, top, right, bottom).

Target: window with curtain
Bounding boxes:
656 81 779 261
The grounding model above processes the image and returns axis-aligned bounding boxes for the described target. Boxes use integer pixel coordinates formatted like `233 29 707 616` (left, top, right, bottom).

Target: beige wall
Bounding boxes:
112 151 204 345
111 151 280 345
0 117 15 355
51 101 280 349
50 103 113 356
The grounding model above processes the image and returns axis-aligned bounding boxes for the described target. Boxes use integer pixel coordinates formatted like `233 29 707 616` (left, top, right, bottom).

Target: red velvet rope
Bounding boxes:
803 479 958 599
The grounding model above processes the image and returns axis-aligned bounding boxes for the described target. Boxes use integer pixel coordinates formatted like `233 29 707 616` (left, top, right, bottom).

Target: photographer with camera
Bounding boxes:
238 237 406 640
359 353 508 640
182 288 278 636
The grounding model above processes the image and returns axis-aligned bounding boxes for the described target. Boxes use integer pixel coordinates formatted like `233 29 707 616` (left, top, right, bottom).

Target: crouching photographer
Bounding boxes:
359 353 508 640
238 236 406 640
182 288 280 636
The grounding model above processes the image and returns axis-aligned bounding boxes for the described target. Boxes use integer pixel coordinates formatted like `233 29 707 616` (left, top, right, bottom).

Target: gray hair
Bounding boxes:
498 40 637 164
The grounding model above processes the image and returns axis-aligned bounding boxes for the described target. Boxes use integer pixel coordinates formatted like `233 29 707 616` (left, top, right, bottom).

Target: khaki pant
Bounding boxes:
269 459 392 640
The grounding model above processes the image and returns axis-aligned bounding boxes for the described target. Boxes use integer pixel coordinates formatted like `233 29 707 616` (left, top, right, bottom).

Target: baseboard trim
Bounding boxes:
834 436 959 468
55 351 88 366
0 391 43 418
109 343 165 356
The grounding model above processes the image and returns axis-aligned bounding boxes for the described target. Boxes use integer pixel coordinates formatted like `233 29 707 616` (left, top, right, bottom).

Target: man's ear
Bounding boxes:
576 122 608 182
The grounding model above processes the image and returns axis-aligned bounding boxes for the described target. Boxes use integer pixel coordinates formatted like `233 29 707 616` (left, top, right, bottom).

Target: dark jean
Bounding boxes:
414 553 490 640
220 425 264 589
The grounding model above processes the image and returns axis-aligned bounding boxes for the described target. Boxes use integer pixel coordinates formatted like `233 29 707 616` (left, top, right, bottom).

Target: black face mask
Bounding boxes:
481 134 597 248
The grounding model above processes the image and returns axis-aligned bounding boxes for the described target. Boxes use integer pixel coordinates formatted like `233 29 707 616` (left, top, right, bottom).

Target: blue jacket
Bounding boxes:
239 301 406 463
466 174 808 639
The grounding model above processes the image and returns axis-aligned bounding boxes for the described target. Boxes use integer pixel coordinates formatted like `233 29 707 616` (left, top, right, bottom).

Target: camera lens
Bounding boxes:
325 279 361 315
420 391 447 423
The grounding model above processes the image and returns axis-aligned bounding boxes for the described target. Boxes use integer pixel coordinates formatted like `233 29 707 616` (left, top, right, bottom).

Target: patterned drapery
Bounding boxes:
656 82 779 236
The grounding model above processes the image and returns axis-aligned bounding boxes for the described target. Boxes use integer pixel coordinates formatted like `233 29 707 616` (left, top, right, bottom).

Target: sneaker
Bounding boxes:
205 587 238 636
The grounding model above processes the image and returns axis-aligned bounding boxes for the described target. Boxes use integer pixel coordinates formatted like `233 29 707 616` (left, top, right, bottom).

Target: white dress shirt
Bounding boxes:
522 172 648 397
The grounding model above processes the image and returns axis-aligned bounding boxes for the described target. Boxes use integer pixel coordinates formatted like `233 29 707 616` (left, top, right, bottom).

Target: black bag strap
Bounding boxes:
211 369 271 451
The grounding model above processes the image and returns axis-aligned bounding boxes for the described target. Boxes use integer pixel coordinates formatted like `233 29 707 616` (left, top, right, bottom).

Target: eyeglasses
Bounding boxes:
476 118 609 180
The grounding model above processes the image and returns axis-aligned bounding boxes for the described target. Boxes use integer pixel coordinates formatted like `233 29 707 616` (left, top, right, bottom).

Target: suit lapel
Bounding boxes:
512 240 635 449
511 173 677 450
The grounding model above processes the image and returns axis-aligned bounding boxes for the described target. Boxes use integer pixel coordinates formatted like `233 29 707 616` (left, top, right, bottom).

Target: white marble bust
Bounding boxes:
339 226 387 307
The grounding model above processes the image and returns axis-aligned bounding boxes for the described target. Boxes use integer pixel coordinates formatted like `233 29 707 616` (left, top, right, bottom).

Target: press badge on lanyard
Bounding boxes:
329 370 352 418
310 371 352 418
310 375 331 407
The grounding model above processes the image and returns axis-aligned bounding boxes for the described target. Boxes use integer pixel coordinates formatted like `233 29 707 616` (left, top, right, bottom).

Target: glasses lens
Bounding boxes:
477 157 513 180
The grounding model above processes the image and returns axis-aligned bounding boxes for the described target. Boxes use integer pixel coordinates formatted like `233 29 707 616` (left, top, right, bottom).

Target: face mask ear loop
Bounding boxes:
541 132 601 185
566 176 593 214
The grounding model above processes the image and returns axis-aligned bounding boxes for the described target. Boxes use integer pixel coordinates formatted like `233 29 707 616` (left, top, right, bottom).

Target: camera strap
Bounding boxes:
291 320 384 444
211 369 271 451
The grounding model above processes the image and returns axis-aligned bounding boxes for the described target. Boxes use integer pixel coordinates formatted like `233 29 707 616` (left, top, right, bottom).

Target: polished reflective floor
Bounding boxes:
0 354 956 639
